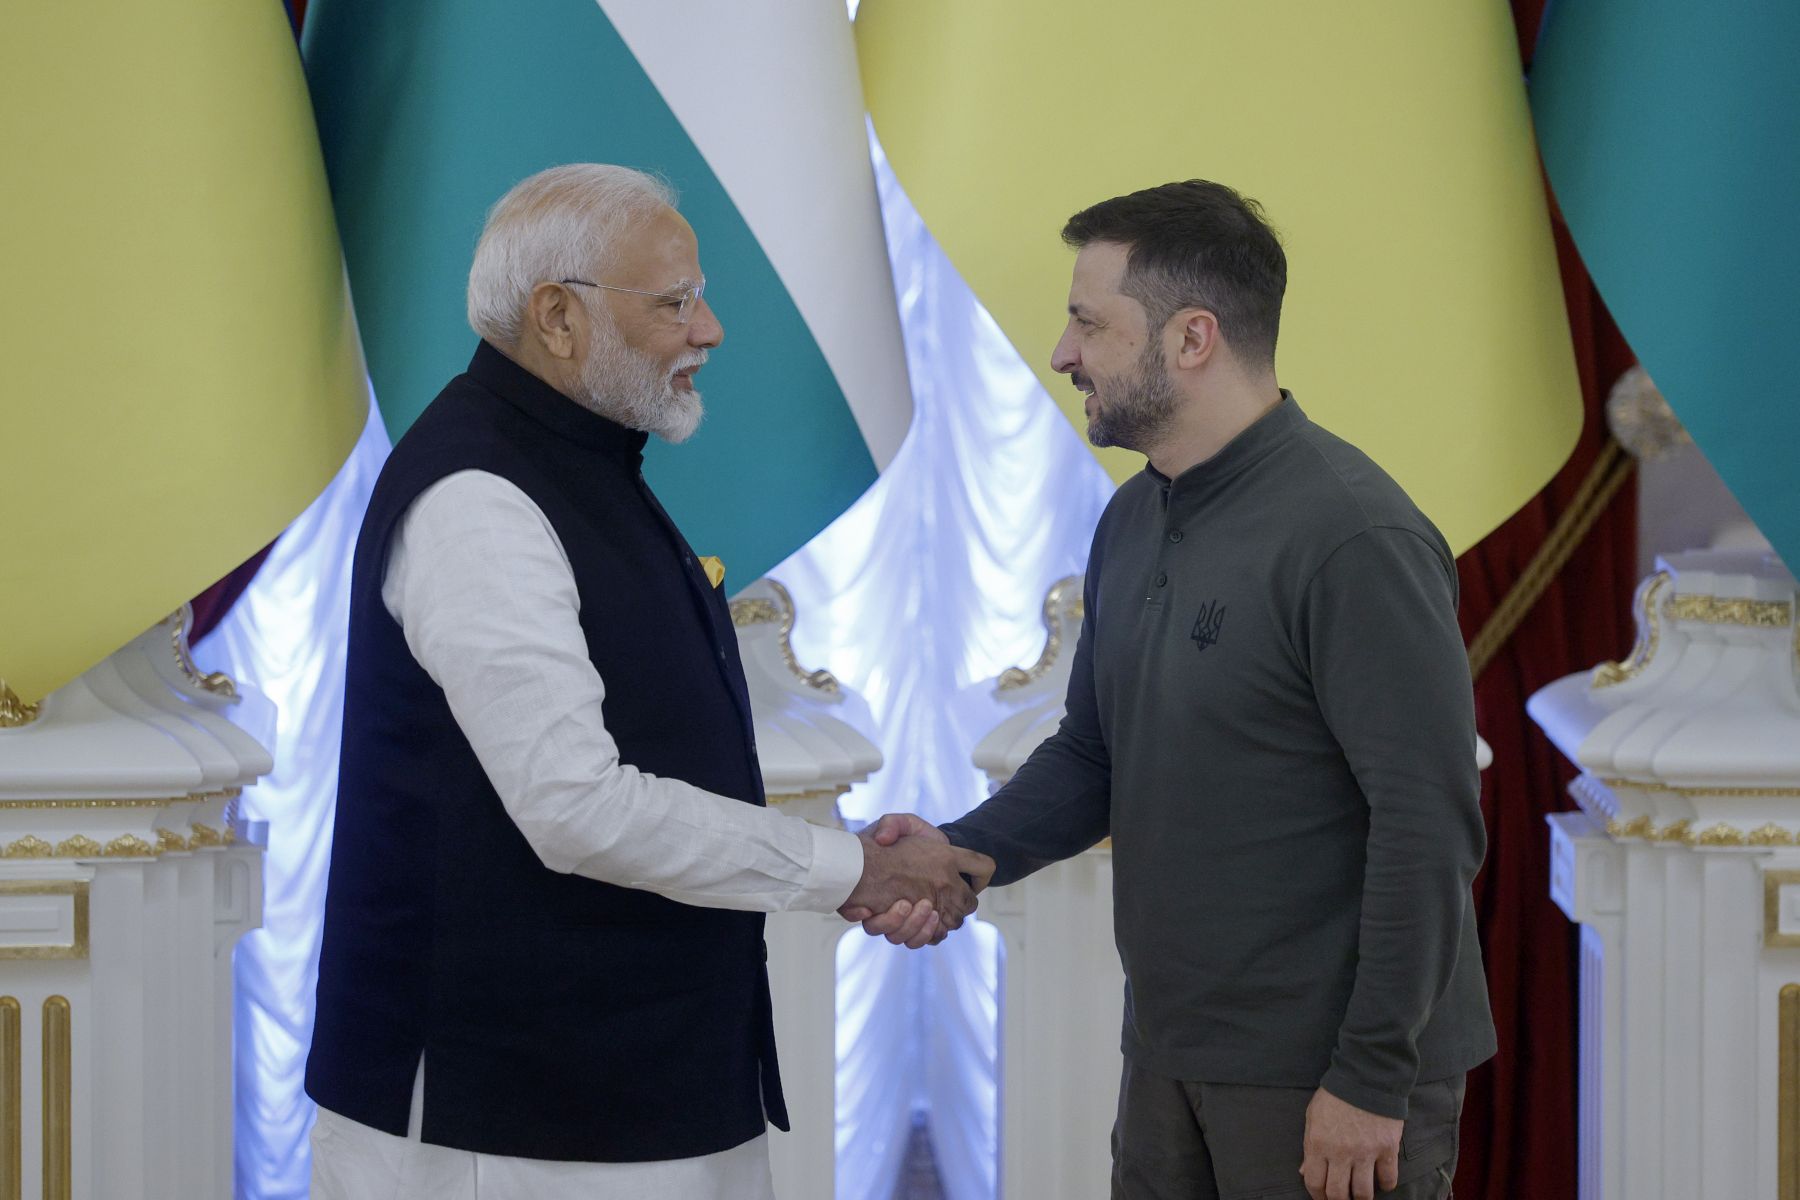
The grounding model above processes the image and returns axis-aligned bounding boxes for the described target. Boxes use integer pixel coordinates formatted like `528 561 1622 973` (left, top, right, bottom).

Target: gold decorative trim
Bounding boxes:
1751 825 1800 847
1599 778 1800 800
1593 572 1671 689
41 996 69 1200
169 607 238 700
1651 819 1692 844
998 576 1086 692
189 823 224 849
1606 815 1655 840
768 786 850 806
0 787 240 811
0 882 90 961
1696 823 1748 847
1 996 17 1200
730 599 780 626
0 681 38 730
3 833 171 859
727 580 840 696
1665 593 1793 628
1786 984 1800 1200
1766 872 1800 949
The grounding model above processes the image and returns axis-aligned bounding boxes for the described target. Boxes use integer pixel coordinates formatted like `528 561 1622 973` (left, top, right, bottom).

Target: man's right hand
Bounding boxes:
839 814 995 946
838 817 993 946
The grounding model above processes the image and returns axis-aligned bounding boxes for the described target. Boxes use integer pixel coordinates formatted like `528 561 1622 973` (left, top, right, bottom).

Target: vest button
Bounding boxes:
1155 572 1168 587
1168 529 1184 543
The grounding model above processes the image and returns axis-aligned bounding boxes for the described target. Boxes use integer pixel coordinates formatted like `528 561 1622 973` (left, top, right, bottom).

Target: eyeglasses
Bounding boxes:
558 276 707 325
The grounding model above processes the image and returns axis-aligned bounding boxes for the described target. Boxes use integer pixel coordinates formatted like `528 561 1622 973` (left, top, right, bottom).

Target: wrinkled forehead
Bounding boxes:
605 205 703 288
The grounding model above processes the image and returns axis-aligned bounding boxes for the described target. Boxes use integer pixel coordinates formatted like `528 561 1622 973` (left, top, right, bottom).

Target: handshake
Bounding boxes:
837 813 996 950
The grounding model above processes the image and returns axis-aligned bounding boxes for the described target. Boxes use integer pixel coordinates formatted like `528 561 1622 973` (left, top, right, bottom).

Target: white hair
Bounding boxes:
466 163 678 348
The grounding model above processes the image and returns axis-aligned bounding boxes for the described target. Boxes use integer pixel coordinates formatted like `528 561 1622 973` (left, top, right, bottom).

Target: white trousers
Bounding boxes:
308 1061 776 1200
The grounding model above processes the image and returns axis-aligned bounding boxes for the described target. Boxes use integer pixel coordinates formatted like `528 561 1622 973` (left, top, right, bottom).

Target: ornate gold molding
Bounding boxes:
1752 825 1800 847
0 837 53 860
1650 819 1692 844
0 681 38 730
768 786 850 806
0 883 89 961
189 824 224 849
1593 572 1671 689
1653 821 1800 849
1664 593 1794 628
998 576 1086 692
1696 823 1748 847
731 599 780 626
1766 872 1800 949
1 996 17 1200
1785 983 1800 1200
728 580 840 696
169 607 238 700
41 997 70 1200
157 828 190 854
0 787 241 811
1605 814 1655 840
1599 777 1800 800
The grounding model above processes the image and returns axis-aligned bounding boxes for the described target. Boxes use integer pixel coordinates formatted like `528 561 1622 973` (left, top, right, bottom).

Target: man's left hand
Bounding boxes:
1299 1087 1402 1200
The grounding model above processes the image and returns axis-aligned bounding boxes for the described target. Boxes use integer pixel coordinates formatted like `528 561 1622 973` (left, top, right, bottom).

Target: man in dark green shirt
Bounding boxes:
852 181 1495 1200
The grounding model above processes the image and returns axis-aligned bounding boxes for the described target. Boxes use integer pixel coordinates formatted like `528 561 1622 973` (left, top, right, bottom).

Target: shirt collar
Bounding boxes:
464 339 651 468
1145 391 1306 498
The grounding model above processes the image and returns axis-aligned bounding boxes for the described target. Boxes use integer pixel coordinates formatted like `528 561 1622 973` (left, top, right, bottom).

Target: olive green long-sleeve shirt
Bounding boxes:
942 395 1496 1120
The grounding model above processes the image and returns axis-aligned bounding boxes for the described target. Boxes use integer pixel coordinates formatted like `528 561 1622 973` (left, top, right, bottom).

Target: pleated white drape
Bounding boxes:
772 133 1114 1199
193 400 390 1199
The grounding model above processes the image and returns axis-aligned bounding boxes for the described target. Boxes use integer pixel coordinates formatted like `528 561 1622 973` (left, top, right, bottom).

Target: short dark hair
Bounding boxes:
1062 180 1286 365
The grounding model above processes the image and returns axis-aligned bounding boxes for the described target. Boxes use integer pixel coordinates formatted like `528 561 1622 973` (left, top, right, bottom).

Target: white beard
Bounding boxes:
574 320 705 445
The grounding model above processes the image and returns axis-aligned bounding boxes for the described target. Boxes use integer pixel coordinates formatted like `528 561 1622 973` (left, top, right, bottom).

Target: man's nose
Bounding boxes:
1049 330 1079 375
689 298 723 349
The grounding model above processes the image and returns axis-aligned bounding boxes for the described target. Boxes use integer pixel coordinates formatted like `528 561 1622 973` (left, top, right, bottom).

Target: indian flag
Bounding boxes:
301 0 912 586
1532 0 1800 572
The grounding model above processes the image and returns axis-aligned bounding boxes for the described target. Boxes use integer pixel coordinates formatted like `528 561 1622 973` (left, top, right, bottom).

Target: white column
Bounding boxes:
1 609 269 1199
1532 550 1800 1200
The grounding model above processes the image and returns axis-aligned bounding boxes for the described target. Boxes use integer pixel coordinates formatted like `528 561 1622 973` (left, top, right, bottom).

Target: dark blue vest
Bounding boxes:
305 341 785 1162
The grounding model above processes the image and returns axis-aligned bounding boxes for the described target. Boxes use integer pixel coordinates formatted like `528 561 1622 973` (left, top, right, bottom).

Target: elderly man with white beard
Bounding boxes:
303 163 991 1200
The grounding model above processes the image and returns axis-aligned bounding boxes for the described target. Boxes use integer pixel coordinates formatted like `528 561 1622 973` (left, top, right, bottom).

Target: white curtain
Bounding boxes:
772 129 1114 1200
193 399 391 1200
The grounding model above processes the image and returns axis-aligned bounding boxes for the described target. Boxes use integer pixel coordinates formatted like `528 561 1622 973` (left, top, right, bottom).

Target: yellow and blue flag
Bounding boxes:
857 0 1583 556
0 0 368 704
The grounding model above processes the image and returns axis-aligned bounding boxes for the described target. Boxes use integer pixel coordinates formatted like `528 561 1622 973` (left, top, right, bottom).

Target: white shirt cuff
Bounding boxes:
795 824 865 913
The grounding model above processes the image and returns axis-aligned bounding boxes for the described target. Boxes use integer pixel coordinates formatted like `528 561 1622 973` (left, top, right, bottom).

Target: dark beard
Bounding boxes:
1087 340 1179 451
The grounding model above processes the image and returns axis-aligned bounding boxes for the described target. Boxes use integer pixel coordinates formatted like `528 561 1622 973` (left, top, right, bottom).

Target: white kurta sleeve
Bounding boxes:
378 469 864 914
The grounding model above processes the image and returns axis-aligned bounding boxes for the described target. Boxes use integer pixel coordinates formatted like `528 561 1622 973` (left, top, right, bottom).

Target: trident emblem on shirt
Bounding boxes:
1191 599 1227 652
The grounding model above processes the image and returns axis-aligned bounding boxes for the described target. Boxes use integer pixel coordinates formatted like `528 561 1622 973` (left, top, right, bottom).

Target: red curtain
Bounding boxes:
188 543 276 644
1453 4 1642 1193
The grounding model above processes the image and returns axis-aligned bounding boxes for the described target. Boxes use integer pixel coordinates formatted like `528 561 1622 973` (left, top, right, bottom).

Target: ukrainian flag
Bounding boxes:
0 1 368 704
857 0 1583 556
